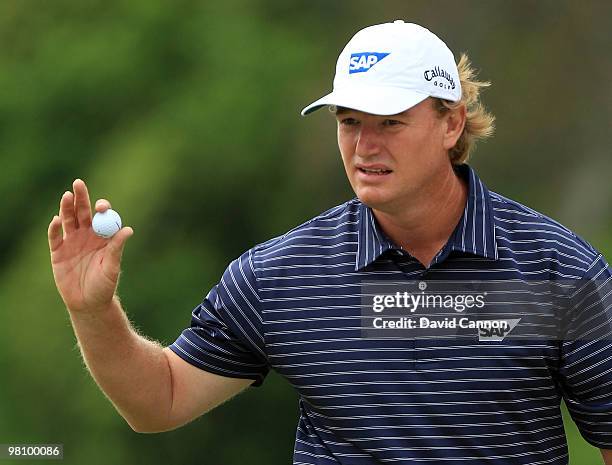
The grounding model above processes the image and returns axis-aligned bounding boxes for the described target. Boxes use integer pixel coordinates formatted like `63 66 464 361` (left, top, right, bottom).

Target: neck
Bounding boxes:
372 165 468 267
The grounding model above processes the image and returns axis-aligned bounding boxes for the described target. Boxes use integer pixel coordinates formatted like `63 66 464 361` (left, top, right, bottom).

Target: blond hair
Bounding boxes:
434 53 495 164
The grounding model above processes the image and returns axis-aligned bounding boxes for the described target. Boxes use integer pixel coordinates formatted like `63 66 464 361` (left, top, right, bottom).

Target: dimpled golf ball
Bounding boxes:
92 209 122 238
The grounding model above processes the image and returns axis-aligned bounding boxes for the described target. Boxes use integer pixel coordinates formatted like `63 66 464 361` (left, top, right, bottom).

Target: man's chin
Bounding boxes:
356 188 413 214
356 190 393 211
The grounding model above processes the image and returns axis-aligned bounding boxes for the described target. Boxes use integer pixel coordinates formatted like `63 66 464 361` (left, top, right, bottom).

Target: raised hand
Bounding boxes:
48 179 133 314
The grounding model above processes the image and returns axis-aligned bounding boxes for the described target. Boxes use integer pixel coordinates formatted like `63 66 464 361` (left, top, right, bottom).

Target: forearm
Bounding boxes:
67 296 172 432
602 449 612 465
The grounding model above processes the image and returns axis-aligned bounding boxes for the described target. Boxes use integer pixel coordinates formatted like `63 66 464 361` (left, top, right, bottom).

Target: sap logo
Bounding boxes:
349 52 390 74
478 319 521 342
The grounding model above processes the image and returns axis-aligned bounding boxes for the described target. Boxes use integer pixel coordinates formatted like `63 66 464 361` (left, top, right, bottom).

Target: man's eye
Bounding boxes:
340 118 358 125
383 119 402 126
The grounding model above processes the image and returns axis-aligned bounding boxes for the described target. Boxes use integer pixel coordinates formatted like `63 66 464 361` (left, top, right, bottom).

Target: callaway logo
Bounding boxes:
349 52 390 74
424 66 456 90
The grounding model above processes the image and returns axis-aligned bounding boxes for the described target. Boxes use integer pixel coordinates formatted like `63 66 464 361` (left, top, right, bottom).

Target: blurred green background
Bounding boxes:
0 1 610 464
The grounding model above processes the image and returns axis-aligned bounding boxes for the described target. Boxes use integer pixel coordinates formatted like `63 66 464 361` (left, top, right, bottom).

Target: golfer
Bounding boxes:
48 21 612 464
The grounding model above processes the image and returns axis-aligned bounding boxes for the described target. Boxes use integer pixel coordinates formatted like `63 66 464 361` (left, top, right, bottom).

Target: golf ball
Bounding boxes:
92 209 122 238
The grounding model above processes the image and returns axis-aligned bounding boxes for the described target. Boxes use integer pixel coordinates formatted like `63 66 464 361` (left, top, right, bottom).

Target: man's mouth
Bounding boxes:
358 167 393 175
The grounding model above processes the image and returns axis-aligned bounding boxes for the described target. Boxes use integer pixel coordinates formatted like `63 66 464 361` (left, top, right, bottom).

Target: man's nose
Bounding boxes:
355 125 381 157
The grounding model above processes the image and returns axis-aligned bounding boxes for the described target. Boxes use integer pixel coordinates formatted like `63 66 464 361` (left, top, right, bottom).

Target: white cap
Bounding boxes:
301 20 461 116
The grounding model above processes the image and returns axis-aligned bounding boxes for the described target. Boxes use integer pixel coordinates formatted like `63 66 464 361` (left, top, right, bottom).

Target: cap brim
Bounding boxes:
300 87 429 116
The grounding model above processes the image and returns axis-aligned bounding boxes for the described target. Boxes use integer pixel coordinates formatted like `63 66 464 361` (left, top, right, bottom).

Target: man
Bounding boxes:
48 21 612 464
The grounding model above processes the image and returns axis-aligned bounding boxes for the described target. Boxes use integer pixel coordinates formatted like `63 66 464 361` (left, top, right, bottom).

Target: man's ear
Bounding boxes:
442 105 466 151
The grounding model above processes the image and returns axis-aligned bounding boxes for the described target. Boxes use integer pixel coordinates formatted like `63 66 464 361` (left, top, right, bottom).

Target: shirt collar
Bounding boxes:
355 164 498 271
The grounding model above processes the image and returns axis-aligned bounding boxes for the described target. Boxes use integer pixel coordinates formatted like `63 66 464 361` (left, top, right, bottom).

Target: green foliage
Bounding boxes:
0 1 609 464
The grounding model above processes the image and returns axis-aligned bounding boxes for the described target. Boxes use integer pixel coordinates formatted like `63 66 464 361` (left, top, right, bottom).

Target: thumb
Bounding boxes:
103 227 134 276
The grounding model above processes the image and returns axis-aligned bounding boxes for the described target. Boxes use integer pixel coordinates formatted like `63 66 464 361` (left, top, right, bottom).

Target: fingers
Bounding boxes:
59 179 110 236
59 191 77 235
95 199 112 213
102 227 134 279
73 179 92 228
58 180 116 241
48 215 63 253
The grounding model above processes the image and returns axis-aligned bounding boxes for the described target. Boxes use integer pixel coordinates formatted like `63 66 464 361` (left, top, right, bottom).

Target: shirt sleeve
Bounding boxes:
167 248 269 387
558 254 612 448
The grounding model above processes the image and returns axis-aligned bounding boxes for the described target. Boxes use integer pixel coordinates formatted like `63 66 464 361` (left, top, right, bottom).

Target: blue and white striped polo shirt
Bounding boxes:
169 164 612 464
